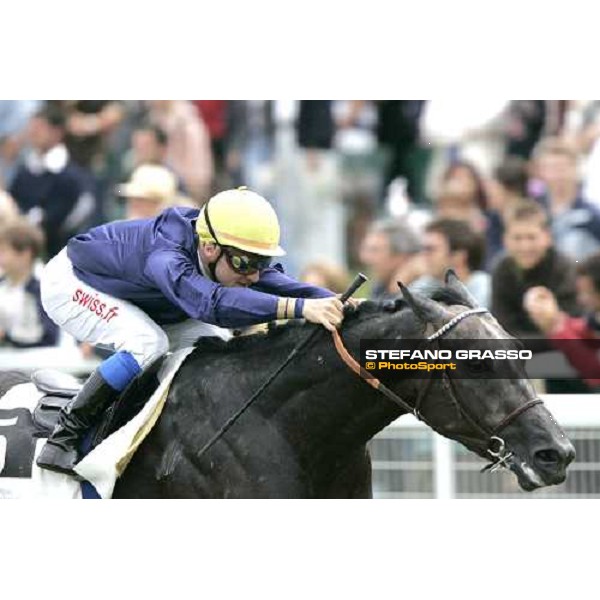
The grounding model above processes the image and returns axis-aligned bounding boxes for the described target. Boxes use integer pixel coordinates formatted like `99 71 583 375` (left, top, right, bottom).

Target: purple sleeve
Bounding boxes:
252 264 335 317
145 250 283 327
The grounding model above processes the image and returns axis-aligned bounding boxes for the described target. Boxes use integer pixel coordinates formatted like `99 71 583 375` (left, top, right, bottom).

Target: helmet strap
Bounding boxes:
208 247 223 283
203 197 220 245
201 197 223 283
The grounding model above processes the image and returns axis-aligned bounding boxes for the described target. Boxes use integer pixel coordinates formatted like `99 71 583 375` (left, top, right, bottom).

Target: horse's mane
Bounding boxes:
192 285 471 355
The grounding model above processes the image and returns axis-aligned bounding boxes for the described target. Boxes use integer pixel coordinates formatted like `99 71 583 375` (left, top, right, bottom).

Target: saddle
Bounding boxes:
30 359 165 450
30 370 82 435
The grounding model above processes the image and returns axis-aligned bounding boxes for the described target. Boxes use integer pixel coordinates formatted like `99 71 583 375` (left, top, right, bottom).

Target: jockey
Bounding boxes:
36 186 343 475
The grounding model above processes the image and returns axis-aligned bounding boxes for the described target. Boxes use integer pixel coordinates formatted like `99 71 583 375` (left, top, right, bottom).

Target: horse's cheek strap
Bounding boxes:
331 330 417 415
331 329 380 391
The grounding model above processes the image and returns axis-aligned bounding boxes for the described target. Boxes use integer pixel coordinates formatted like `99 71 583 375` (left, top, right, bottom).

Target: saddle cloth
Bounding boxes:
0 347 193 499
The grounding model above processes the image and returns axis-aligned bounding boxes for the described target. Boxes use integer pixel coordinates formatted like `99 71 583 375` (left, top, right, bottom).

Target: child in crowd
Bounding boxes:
0 219 58 347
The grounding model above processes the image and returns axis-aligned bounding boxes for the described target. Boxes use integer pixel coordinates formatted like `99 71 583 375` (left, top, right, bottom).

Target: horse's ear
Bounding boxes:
397 281 449 324
444 269 480 308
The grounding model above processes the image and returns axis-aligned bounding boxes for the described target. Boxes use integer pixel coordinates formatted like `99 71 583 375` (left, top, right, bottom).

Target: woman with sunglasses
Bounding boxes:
36 186 344 476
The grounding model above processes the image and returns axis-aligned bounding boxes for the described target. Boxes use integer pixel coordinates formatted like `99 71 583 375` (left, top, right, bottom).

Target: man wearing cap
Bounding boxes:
36 187 344 476
119 164 193 220
9 105 96 259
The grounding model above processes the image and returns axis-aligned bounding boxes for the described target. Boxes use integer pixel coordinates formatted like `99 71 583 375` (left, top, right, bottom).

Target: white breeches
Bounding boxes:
40 249 231 369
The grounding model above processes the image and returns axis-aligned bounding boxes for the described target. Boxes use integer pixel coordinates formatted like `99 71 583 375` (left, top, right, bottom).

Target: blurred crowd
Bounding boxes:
2 100 600 391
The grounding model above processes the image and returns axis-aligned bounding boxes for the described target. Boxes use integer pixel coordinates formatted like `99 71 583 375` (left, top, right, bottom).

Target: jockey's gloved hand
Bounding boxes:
302 297 344 332
337 294 363 309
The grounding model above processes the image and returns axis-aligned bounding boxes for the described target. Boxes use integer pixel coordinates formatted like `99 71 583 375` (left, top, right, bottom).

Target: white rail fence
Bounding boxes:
371 395 600 499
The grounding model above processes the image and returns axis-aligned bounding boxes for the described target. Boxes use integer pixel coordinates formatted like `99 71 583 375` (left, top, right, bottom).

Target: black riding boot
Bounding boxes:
36 369 119 476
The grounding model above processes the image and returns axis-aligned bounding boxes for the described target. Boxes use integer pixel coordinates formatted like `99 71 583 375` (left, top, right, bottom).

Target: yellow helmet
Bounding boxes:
196 187 285 257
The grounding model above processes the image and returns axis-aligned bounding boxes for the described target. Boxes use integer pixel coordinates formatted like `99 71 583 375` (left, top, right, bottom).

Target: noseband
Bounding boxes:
332 307 544 472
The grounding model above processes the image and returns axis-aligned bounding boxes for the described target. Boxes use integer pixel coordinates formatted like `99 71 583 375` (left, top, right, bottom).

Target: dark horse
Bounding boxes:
0 273 575 497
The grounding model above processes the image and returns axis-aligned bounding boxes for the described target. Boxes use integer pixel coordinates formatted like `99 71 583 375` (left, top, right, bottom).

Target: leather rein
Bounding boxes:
331 307 544 472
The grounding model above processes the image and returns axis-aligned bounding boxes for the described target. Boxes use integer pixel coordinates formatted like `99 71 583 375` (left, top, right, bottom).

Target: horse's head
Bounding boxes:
355 270 575 491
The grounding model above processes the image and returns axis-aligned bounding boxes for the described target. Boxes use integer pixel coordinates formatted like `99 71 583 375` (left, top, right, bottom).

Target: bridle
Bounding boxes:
196 299 543 472
332 306 544 473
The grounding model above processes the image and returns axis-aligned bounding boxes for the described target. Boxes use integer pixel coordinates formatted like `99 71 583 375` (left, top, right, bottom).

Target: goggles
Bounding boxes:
222 246 272 275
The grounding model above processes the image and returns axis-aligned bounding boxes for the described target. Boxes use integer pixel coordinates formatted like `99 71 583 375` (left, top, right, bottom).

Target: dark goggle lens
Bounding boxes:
226 251 271 273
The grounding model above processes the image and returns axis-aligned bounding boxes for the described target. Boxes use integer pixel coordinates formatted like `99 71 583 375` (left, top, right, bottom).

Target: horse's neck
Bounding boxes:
272 334 411 461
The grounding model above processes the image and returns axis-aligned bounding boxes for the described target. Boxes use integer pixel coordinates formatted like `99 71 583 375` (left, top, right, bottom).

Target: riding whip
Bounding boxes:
196 273 369 460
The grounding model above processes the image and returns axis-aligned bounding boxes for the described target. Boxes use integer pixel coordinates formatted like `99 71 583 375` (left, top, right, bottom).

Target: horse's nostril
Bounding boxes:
565 444 576 465
534 449 561 466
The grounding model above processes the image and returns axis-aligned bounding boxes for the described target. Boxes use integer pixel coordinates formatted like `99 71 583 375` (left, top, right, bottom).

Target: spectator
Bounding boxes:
0 100 41 186
118 164 193 220
192 101 229 190
533 136 600 261
374 101 428 204
297 100 335 151
47 101 125 224
130 123 170 169
441 161 488 209
524 252 600 389
436 161 490 235
146 101 213 203
276 101 345 271
567 101 600 206
300 261 350 294
227 100 275 193
486 156 529 266
9 106 96 259
333 101 382 267
488 156 529 212
422 99 509 199
491 200 579 342
48 100 124 172
504 101 547 160
0 186 19 228
413 218 490 307
0 219 58 347
359 218 423 300
124 123 186 192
